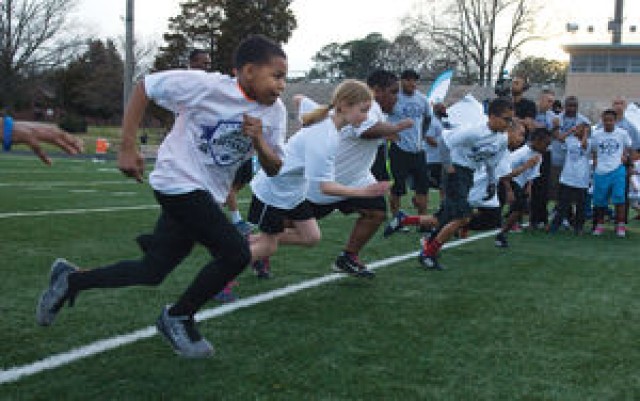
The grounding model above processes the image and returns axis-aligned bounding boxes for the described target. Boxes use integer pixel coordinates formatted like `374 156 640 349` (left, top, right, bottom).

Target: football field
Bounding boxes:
1 154 639 400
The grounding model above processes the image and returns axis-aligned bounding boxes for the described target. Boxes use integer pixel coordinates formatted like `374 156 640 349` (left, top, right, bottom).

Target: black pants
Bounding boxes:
551 184 586 230
69 190 251 315
530 151 550 225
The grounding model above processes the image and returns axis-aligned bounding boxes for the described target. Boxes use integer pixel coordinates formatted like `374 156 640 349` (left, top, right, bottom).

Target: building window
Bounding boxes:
591 55 608 72
630 56 640 73
571 55 589 73
610 55 628 73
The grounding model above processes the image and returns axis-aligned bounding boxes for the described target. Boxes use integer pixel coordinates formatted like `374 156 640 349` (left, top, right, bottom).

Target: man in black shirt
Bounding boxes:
511 75 537 133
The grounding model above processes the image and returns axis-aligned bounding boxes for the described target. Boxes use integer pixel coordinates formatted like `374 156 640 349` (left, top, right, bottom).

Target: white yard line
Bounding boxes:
0 181 135 187
0 230 498 385
0 199 251 219
0 205 160 219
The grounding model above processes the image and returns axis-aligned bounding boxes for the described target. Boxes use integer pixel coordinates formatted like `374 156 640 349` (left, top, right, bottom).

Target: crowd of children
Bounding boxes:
34 35 640 359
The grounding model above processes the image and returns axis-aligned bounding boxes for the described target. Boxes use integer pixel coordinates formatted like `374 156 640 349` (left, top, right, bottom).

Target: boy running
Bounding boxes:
36 35 288 358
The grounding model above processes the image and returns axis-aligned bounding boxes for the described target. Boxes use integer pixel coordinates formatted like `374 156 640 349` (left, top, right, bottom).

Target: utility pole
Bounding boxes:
124 0 134 107
610 0 623 44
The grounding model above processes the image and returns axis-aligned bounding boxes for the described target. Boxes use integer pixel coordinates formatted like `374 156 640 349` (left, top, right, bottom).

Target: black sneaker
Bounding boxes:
332 253 375 278
36 258 78 326
252 257 271 279
418 252 445 270
156 306 214 358
495 232 509 248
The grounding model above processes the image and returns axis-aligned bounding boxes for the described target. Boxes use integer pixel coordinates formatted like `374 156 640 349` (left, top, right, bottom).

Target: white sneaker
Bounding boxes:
616 224 626 238
156 306 214 358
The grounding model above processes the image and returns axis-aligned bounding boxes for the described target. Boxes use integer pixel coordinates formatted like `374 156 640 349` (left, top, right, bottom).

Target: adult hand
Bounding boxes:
12 121 84 165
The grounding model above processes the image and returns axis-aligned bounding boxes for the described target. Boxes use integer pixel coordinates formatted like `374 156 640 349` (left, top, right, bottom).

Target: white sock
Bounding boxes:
230 210 242 224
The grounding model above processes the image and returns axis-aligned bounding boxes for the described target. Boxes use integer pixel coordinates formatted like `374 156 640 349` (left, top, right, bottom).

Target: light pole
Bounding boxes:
123 0 134 108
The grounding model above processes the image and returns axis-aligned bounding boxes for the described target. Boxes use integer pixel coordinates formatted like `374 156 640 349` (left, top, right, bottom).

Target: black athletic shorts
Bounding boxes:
467 207 502 230
426 163 443 189
233 159 254 187
389 142 429 195
508 181 529 213
248 195 315 234
310 195 387 220
434 164 475 225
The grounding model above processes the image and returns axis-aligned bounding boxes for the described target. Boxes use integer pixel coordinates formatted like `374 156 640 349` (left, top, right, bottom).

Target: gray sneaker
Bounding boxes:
156 306 214 358
36 258 78 326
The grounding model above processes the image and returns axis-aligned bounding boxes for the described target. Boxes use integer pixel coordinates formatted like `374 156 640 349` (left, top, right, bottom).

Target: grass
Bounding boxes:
1 153 639 400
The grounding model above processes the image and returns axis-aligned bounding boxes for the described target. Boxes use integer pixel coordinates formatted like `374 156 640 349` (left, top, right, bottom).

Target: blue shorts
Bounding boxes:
593 165 626 207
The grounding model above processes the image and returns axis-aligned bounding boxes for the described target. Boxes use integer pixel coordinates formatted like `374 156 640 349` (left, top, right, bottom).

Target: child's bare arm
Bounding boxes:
119 81 148 183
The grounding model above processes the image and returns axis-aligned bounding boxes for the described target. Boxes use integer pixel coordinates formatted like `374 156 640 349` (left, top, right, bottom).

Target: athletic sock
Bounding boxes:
401 215 421 226
424 238 443 257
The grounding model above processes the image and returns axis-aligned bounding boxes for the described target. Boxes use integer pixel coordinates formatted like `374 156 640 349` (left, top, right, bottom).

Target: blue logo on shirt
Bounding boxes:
469 143 501 163
199 121 252 166
598 138 620 156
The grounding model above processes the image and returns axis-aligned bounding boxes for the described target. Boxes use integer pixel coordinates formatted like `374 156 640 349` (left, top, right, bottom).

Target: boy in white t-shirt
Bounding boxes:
495 128 550 247
382 98 513 270
548 122 591 234
36 35 288 358
383 120 529 237
591 109 638 237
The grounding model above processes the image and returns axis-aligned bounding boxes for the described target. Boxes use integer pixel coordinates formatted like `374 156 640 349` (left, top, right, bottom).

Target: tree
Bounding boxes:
153 0 224 71
511 56 567 85
58 39 124 121
116 36 158 82
153 0 296 73
404 0 543 86
309 42 346 81
377 34 432 77
0 0 82 109
339 33 390 79
216 0 296 73
309 33 393 80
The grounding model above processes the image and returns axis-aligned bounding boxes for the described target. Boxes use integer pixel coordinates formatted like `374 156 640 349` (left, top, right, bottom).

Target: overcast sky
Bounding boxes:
73 0 640 72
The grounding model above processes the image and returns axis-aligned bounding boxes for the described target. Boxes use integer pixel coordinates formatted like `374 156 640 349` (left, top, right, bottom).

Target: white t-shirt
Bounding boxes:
445 123 509 171
299 97 386 205
509 144 542 188
468 152 511 208
591 127 632 174
424 117 443 164
551 113 590 166
251 117 339 209
145 70 286 203
559 135 592 189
